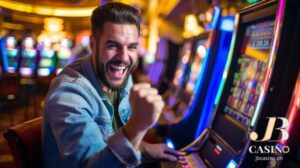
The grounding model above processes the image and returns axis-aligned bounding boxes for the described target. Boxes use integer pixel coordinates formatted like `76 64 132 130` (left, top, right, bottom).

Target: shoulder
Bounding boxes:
46 66 101 111
50 57 99 94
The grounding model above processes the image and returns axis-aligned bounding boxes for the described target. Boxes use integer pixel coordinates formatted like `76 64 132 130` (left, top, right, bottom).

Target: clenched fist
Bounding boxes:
128 83 164 131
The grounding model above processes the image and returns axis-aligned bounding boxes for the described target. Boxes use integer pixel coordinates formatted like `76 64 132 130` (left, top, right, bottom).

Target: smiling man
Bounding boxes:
94 22 138 90
42 2 179 168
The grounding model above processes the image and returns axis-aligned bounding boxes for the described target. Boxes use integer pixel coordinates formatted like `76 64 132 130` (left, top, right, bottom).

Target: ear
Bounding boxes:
90 35 96 53
90 35 97 72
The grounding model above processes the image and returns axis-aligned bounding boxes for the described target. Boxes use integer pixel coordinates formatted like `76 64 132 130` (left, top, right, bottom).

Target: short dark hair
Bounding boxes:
91 2 141 37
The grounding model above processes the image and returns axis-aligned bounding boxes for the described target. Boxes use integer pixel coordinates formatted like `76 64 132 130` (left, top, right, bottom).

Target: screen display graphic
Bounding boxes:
224 20 274 127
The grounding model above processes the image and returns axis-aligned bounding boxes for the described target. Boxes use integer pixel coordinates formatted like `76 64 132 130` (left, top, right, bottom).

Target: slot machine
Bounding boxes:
162 0 300 167
157 36 195 125
185 38 208 93
37 39 56 78
158 7 235 149
166 15 235 149
172 39 194 90
158 6 223 126
19 37 38 78
56 38 72 74
18 37 38 113
0 35 20 77
147 38 169 85
159 33 209 126
0 35 21 102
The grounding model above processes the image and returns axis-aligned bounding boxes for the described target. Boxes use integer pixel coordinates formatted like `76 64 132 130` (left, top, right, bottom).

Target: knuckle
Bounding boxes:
145 95 152 102
133 84 140 91
157 101 164 107
138 89 146 97
140 83 151 89
151 88 158 94
157 95 163 100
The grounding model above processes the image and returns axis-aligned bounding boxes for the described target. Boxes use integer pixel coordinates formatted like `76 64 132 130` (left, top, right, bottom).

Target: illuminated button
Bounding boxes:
178 156 186 160
180 160 188 166
180 160 188 164
180 151 187 156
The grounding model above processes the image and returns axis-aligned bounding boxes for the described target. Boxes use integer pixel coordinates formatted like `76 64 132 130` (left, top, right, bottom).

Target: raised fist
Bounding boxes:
128 83 164 132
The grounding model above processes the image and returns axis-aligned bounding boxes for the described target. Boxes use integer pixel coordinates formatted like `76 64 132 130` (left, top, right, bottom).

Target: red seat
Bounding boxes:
3 117 42 168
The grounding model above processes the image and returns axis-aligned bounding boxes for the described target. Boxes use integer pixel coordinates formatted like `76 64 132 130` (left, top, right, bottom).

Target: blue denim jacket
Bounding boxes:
42 56 141 168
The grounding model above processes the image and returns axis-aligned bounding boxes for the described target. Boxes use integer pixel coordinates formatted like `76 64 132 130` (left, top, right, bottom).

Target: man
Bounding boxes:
42 2 179 168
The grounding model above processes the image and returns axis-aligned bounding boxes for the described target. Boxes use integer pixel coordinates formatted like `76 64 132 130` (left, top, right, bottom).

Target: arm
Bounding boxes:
122 83 180 163
123 83 164 149
43 81 140 168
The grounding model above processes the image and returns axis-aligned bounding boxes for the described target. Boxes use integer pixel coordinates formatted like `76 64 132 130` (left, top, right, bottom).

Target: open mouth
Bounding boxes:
107 63 129 80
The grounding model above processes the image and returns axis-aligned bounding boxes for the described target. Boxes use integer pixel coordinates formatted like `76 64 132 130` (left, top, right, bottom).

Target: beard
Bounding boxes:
96 61 127 91
95 54 138 91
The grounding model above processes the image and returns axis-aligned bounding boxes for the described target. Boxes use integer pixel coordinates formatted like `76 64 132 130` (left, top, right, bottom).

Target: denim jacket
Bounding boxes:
42 56 141 168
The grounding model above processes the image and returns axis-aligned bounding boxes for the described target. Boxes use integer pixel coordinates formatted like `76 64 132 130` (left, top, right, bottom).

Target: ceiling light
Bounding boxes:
183 14 204 38
0 0 95 17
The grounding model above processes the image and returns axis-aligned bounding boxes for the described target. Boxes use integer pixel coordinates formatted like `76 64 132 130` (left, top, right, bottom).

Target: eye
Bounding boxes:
106 44 118 50
128 44 137 51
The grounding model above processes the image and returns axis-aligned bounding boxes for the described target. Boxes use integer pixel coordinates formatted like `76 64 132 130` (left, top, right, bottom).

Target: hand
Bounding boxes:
140 142 180 162
123 83 164 148
128 83 164 132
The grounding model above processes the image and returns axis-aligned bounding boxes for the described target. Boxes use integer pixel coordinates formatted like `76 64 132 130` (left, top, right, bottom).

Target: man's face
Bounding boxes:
93 22 139 90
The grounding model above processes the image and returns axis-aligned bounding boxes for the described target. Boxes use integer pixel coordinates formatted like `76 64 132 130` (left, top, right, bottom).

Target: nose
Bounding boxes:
118 46 130 62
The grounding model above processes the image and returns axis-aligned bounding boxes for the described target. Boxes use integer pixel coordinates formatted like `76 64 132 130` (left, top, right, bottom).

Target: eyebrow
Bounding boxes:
106 40 138 46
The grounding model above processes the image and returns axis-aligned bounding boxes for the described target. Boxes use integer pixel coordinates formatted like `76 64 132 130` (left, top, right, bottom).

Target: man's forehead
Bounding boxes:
102 22 138 43
103 22 138 34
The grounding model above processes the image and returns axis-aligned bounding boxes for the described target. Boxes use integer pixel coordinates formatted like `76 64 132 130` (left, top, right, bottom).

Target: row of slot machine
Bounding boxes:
0 35 73 107
157 5 235 147
158 0 299 167
0 36 72 80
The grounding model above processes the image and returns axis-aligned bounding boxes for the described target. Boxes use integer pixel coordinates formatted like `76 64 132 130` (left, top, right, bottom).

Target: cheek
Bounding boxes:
102 50 116 64
130 52 138 64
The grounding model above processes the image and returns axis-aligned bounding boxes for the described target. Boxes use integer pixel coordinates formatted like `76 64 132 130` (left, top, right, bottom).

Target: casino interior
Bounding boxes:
0 0 299 168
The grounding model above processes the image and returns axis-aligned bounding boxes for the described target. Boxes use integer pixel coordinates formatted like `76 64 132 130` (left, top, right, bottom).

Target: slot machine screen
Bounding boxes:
39 58 53 67
223 20 275 127
1 36 19 73
173 41 192 86
56 49 71 73
56 39 72 74
19 37 37 76
37 42 55 77
186 39 208 92
40 49 55 59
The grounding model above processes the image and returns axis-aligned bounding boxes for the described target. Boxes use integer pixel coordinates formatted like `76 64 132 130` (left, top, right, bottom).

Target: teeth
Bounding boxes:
110 65 126 70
